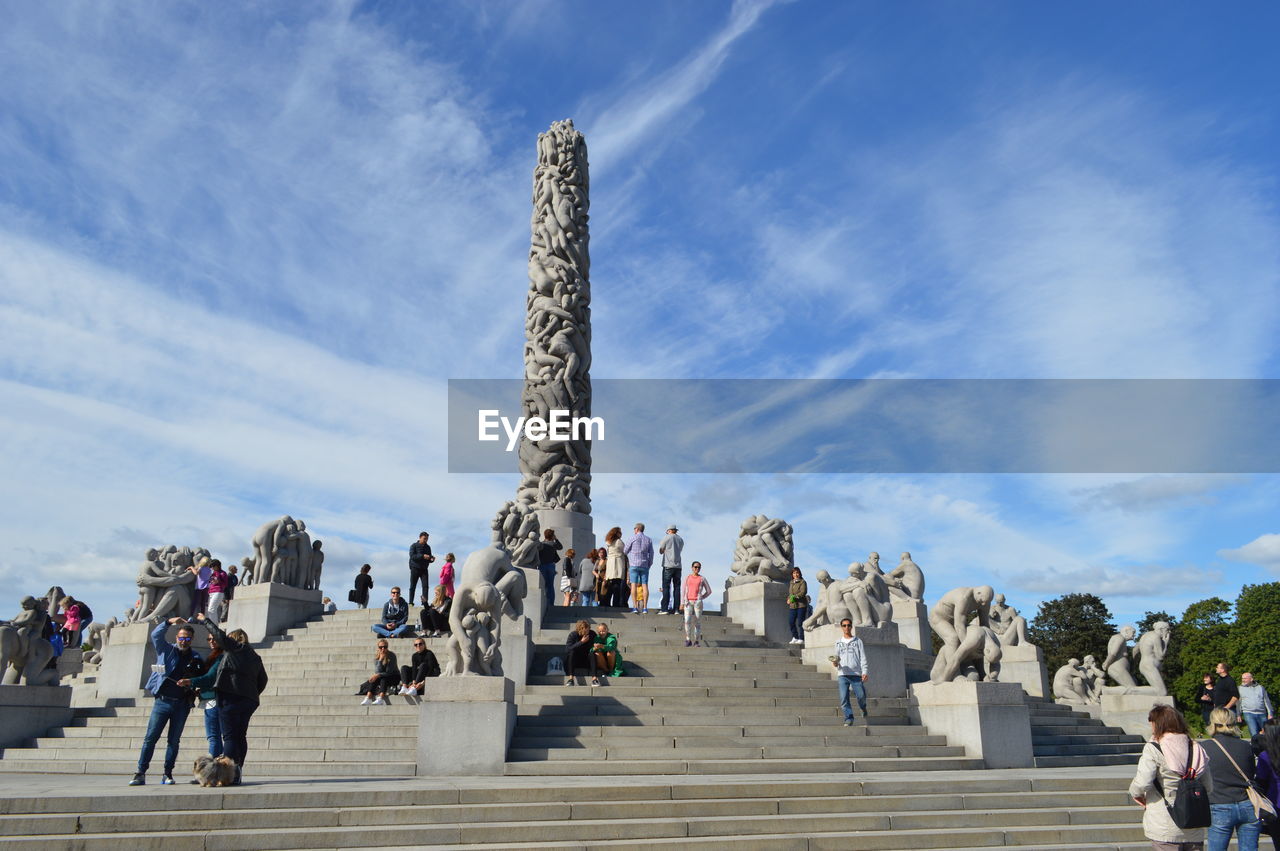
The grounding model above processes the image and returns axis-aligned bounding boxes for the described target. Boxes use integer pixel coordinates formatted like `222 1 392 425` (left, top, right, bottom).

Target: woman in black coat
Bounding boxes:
563 619 598 686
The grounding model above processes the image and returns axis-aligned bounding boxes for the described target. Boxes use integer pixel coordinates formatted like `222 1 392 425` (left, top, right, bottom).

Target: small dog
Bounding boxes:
193 754 238 787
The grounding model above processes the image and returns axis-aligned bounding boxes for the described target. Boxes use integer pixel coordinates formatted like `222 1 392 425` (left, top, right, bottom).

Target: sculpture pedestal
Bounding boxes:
498 615 533 689
890 599 931 652
518 567 546 635
1102 692 1173 736
909 680 1033 768
1055 700 1103 720
0 685 73 748
418 677 516 776
723 582 791 646
999 643 1050 698
803 623 907 698
95 622 213 699
536 509 595 575
56 648 84 679
228 582 322 643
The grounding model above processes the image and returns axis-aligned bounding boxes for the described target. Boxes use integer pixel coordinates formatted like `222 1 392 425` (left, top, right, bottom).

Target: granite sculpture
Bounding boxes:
129 547 198 623
491 500 542 570
1080 654 1105 703
1052 658 1092 704
928 585 1000 684
801 570 845 631
886 552 925 602
989 593 1029 647
728 515 795 586
82 619 117 666
1132 621 1171 695
247 516 324 588
1102 625 1139 688
837 561 891 628
0 596 58 685
442 545 528 677
516 119 593 516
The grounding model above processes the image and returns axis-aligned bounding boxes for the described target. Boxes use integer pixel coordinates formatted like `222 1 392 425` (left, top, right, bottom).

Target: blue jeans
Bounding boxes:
539 563 557 607
204 704 223 757
1209 799 1261 851
371 623 409 638
136 695 192 775
1245 712 1268 737
838 674 867 721
788 608 805 640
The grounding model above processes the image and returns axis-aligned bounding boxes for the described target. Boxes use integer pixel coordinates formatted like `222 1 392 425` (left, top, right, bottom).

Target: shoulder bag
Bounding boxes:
1155 741 1212 829
1209 738 1279 825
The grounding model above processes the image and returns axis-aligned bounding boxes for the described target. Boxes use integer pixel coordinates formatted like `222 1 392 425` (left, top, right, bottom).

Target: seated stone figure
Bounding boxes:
803 570 853 631
837 562 891 628
886 552 925 602
989 593 1029 647
0 596 58 686
1053 658 1091 704
932 621 1002 684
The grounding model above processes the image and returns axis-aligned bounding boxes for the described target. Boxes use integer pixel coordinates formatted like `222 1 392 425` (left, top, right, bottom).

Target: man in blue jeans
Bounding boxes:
831 617 870 726
371 587 410 638
1239 671 1274 736
130 617 203 786
624 523 653 614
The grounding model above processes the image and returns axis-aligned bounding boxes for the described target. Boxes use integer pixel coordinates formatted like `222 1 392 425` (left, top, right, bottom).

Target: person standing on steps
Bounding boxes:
577 549 599 607
130 617 204 786
624 522 654 614
408 532 434 610
538 529 563 609
1239 673 1275 738
352 564 374 609
787 567 808 645
604 527 626 608
182 613 269 786
832 617 870 726
681 561 712 647
658 525 683 615
1215 662 1241 719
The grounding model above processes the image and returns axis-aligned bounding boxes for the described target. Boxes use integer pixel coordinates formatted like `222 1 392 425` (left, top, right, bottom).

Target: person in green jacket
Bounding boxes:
592 622 624 679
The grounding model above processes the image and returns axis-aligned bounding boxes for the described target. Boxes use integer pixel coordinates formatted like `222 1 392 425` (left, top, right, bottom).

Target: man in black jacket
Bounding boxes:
181 613 268 785
409 532 434 607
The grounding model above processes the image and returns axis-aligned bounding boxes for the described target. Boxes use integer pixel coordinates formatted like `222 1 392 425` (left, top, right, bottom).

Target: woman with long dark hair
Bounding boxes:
357 639 399 705
181 614 268 786
1129 703 1213 849
604 527 626 608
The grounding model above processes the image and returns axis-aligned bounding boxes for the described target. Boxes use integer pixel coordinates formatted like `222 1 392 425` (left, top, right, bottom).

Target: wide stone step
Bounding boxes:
503 756 988 775
0 759 417 776
511 728 944 744
1034 753 1141 768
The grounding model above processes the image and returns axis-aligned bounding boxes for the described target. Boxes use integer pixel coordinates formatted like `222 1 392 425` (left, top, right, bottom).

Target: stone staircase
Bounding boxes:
0 605 1157 848
509 609 981 775
1026 697 1146 768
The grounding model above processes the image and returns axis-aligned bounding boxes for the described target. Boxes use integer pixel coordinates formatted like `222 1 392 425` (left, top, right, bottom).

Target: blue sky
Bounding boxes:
2 0 1278 630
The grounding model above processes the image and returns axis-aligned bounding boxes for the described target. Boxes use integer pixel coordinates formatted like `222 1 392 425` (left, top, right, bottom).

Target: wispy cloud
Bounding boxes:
1220 534 1280 569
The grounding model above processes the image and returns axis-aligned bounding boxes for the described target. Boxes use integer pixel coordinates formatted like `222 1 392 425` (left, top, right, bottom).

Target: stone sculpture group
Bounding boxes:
1052 621 1172 704
803 551 923 632
248 515 325 589
129 545 208 623
0 596 59 686
728 515 795 586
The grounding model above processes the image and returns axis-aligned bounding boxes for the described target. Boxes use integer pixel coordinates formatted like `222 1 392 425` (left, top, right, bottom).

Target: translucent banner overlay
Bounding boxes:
448 379 1280 474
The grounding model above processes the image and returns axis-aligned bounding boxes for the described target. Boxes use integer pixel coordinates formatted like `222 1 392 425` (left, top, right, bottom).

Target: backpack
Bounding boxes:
1155 741 1212 829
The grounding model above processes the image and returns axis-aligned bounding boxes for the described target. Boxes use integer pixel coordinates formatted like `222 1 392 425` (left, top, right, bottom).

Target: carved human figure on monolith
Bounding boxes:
516 119 593 516
1103 625 1138 688
802 570 850 631
928 585 998 684
1080 655 1104 703
989 593 1029 647
1133 621 1171 695
728 515 794 586
886 552 925 602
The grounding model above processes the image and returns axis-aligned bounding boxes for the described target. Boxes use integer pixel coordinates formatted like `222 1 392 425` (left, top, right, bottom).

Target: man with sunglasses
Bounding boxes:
372 587 410 638
130 616 203 786
400 637 441 696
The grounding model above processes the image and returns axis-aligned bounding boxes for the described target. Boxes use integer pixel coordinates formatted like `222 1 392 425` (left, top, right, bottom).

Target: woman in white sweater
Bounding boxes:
1129 703 1214 850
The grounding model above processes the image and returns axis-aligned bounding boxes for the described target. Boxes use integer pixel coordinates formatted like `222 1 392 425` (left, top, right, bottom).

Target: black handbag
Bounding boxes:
347 589 359 603
1156 742 1212 829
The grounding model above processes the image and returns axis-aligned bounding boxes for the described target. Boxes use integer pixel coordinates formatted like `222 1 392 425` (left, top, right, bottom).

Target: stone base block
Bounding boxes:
890 599 931 652
723 582 791 646
1055 699 1103 720
418 677 516 775
226 582 322 643
802 623 907 698
1102 692 1173 736
56 648 84 679
96 622 213 700
518 567 546 635
498 615 533 689
909 680 1033 769
999 643 1050 699
0 685 73 748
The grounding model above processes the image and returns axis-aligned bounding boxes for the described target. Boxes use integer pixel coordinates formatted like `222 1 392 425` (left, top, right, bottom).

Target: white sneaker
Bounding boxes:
360 696 372 705
372 697 387 705
403 686 418 696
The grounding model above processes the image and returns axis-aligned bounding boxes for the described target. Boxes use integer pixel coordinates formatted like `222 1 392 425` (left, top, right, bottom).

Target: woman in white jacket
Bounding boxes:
1129 703 1214 850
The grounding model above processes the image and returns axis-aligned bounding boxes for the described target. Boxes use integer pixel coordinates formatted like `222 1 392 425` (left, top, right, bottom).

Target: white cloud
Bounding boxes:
1220 534 1280 568
1073 475 1247 513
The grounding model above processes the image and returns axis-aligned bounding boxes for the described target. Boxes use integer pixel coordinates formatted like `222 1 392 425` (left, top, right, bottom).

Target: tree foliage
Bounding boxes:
1229 583 1280 693
1172 597 1232 721
1028 593 1117 676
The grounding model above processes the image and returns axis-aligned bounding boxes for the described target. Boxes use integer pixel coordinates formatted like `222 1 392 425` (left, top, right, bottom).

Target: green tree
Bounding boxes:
1229 582 1280 694
1172 597 1232 723
1028 593 1116 676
